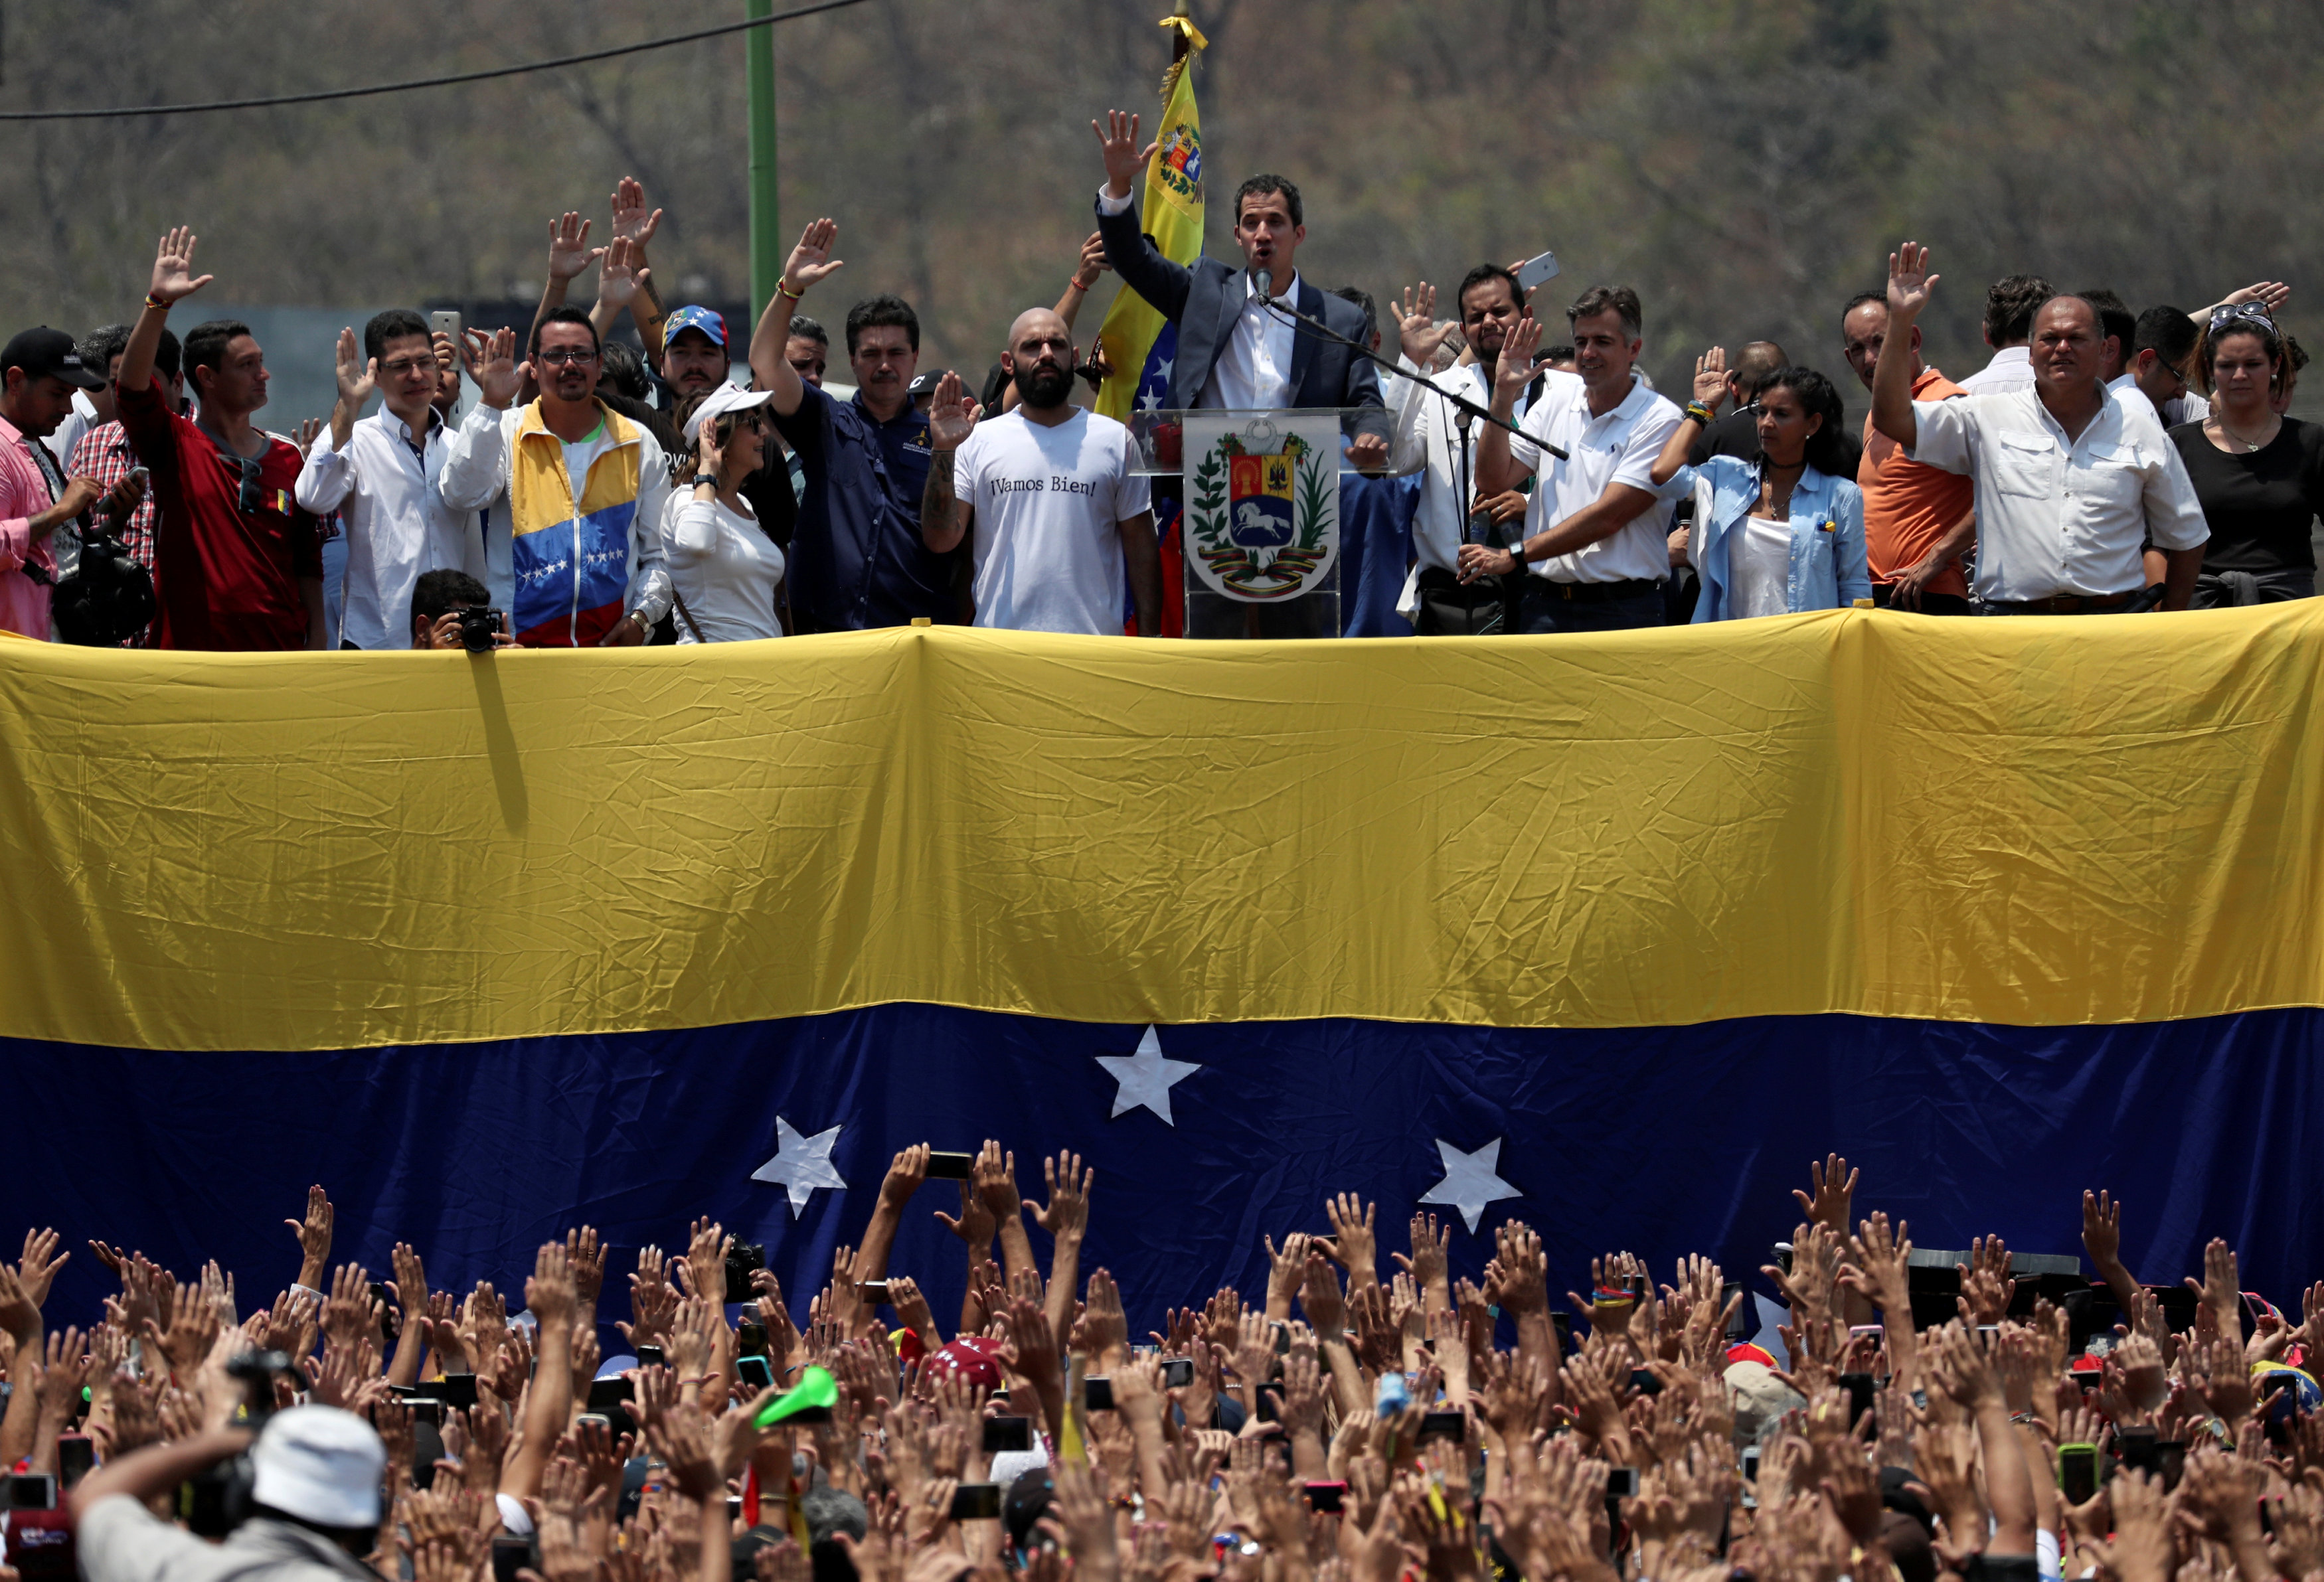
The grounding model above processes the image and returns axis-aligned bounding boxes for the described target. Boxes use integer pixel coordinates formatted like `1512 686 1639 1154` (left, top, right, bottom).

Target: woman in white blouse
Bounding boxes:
663 384 786 642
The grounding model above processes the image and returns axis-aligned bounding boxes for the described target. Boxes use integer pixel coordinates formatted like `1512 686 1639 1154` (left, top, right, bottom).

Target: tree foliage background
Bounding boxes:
5 0 2321 408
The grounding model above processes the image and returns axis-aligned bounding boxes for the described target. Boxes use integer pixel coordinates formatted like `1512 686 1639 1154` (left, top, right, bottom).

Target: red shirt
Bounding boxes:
119 376 320 651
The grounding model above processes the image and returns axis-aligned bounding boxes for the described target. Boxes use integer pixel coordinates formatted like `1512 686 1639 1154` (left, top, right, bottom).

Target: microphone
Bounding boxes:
1253 267 1274 305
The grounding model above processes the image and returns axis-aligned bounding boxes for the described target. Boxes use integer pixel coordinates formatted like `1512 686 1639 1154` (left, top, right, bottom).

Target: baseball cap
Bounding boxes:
683 384 776 446
1 327 106 390
250 1405 387 1528
924 1335 1006 1391
665 307 728 350
907 370 942 399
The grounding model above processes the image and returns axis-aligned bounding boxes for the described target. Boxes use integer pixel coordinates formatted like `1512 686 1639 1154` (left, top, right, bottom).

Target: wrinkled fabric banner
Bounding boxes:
4 1004 2318 1332
7 607 2324 1051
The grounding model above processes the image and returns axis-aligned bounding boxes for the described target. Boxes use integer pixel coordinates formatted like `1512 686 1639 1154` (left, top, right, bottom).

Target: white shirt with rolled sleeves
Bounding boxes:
436 401 673 631
1383 356 1535 576
1508 370 1687 585
1903 383 2208 602
1094 185 1294 411
295 406 483 649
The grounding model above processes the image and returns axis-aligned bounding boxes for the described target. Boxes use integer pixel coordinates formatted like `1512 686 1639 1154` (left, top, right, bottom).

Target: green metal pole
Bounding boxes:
746 0 781 322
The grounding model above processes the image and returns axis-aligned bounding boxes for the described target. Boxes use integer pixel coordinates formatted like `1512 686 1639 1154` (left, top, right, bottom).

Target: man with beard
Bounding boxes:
438 309 673 646
918 307 1159 635
747 218 961 631
1385 265 1540 633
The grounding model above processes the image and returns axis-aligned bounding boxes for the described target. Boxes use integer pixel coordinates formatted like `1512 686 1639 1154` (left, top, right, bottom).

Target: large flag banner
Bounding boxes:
5 611 2324 1332
1096 17 1206 637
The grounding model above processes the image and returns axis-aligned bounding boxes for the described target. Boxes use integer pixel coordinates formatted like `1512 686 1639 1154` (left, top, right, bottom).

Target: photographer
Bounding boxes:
408 567 513 651
71 1408 384 1582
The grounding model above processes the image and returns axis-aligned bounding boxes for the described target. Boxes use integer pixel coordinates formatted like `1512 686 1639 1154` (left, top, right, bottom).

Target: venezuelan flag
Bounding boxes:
1097 15 1205 636
3 611 2323 1330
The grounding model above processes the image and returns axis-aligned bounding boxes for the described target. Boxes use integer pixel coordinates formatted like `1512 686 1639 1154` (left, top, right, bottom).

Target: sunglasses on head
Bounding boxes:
2210 302 2277 337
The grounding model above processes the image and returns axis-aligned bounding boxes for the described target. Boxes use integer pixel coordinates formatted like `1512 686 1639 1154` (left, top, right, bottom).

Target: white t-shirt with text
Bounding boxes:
955 408 1151 634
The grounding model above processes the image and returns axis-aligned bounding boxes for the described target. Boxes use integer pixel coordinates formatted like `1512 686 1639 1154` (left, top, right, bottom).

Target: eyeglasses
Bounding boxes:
380 356 438 377
2210 302 2277 337
233 453 264 514
534 347 600 366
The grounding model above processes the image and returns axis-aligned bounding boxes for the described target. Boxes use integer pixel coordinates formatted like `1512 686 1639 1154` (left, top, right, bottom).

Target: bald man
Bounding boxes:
1872 244 2206 613
918 307 1161 635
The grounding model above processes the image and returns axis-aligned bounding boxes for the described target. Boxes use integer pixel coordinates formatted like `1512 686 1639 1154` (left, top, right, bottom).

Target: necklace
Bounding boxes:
2216 414 2278 453
1759 459 1805 518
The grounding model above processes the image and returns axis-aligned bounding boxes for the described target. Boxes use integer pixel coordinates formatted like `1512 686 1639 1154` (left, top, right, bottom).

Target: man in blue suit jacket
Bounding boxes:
1092 111 1391 636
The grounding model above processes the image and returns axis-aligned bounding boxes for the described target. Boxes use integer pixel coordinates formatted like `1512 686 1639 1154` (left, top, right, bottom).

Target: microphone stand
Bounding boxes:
1254 290 1568 459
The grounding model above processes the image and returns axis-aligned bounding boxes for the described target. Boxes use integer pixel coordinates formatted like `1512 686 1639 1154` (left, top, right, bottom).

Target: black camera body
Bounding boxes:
724 1242 767 1304
456 605 503 653
179 1350 296 1538
44 528 157 647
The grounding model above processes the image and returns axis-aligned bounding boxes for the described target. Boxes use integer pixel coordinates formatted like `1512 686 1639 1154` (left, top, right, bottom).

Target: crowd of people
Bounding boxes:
1 130 2317 651
1 1152 2317 1582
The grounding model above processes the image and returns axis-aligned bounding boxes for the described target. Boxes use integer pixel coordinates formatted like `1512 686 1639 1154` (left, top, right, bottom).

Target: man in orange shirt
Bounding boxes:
1841 291 1977 613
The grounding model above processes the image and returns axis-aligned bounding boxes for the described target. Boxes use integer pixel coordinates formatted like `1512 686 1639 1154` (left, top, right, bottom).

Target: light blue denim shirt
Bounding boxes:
1675 455 1870 621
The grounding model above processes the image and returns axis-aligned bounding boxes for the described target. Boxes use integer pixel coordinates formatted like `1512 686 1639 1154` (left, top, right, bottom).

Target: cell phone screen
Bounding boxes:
926 1152 976 1180
1160 1357 1195 1389
950 1482 1003 1521
983 1415 1032 1453
738 1355 778 1391
2059 1444 2099 1506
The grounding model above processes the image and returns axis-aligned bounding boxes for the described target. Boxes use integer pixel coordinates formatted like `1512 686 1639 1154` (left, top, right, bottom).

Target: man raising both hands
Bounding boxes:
919 309 1160 635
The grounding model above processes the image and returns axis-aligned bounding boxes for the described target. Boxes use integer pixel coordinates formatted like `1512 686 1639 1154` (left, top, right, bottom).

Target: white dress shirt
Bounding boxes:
296 405 481 649
1957 345 2034 396
1096 185 1293 410
1384 356 1534 575
1507 370 1687 584
42 390 98 474
2106 372 2210 428
1905 382 2208 601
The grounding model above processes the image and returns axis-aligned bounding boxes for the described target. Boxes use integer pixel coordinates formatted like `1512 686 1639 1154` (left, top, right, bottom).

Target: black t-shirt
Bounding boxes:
2170 416 2324 573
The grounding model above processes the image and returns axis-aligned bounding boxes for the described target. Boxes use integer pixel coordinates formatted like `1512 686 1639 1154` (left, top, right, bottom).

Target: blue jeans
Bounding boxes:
1516 580 1666 634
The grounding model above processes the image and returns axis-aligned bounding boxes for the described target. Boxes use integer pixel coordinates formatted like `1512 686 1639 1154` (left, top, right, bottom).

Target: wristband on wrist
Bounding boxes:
145 293 171 311
776 283 803 303
691 475 718 490
1685 400 1715 426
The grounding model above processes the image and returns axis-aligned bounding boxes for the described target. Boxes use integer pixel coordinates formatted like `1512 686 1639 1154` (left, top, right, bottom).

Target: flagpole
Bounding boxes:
746 0 782 322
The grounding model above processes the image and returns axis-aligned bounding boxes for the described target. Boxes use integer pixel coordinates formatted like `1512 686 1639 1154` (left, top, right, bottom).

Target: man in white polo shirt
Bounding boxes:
1870 242 2208 614
1461 285 1685 633
919 307 1160 635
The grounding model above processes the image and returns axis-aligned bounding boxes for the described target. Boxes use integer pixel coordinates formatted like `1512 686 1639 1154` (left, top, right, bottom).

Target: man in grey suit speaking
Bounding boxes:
1092 109 1390 636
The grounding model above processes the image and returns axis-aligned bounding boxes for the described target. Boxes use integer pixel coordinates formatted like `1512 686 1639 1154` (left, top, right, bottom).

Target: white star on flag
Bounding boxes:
1096 1026 1203 1127
1419 1136 1521 1233
750 1116 847 1215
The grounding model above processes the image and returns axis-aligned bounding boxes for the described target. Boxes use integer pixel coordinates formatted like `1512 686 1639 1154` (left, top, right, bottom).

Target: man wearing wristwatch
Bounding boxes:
438 306 673 647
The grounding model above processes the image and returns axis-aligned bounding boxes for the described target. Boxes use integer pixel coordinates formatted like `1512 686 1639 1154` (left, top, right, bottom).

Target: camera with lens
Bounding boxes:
456 605 504 654
177 1350 298 1538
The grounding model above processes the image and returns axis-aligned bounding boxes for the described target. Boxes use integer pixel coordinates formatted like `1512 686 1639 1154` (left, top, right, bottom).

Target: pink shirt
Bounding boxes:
0 413 58 640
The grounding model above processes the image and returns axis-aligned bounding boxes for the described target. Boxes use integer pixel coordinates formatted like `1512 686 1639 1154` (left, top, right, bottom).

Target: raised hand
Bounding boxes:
1397 283 1453 368
971 1140 1023 1223
17 1229 69 1308
1493 315 1542 396
2222 281 2292 314
286 1184 334 1288
1955 1235 2015 1326
608 176 661 249
149 226 214 305
1391 1212 1450 1301
460 327 523 410
596 236 649 310
546 212 604 283
1092 110 1159 200
1886 241 1940 319
924 370 981 453
782 218 845 296
932 1178 997 1247
1073 231 1112 291
2185 1237 2241 1341
2080 1190 2125 1270
1690 348 1729 411
334 327 378 411
1320 1193 1379 1290
695 411 728 483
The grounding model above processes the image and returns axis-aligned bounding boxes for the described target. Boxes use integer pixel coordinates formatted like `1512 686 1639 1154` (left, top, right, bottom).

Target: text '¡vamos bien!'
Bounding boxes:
990 476 1102 498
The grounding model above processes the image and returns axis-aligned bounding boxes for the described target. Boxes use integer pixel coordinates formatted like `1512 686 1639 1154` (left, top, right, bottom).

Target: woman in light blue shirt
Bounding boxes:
1650 353 1869 621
